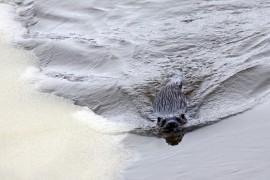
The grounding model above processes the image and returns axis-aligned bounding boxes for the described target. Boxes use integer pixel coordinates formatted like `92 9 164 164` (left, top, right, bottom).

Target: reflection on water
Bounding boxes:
130 121 216 146
161 127 185 146
163 132 184 146
130 126 186 146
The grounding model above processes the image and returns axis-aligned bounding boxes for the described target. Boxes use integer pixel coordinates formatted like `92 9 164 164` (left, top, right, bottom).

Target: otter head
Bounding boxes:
157 114 187 132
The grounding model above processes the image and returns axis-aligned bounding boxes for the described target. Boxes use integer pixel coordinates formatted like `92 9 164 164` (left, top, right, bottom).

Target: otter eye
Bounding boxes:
176 117 182 123
181 114 185 119
157 117 162 123
160 120 166 127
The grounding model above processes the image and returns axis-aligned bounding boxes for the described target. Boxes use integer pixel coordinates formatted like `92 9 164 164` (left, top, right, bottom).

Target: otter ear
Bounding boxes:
157 117 162 123
180 114 187 124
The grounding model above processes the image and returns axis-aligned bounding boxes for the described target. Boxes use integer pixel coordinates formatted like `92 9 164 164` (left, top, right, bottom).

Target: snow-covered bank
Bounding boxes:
123 98 270 180
0 3 131 180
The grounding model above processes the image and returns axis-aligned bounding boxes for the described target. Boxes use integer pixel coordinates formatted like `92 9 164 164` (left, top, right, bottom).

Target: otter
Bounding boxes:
153 73 188 132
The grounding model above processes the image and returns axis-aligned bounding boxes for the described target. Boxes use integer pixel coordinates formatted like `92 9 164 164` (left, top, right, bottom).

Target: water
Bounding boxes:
123 99 270 180
2 0 270 178
13 0 270 128
0 3 132 180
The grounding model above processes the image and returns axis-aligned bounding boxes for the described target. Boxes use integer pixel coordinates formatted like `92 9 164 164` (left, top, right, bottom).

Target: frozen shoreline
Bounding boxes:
123 97 270 180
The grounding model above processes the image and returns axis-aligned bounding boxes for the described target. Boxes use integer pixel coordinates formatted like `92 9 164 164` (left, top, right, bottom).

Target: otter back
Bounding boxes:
153 83 187 117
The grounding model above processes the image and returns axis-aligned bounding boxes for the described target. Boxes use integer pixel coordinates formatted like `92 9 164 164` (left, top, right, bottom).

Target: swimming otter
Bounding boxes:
153 73 188 132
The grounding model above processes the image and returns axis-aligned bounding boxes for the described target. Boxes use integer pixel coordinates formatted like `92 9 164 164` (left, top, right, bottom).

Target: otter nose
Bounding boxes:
166 121 179 128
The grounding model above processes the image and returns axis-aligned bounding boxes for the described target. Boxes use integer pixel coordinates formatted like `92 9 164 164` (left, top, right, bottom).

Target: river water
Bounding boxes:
1 0 270 179
14 0 270 126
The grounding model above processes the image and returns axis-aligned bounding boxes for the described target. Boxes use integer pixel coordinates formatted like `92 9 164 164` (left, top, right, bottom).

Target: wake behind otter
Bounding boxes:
14 0 270 131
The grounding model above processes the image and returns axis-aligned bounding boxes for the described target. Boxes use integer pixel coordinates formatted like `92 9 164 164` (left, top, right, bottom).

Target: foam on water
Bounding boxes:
0 3 132 180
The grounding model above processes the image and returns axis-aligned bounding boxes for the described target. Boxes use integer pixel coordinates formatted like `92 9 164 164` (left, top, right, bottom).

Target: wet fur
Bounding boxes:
153 81 188 128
